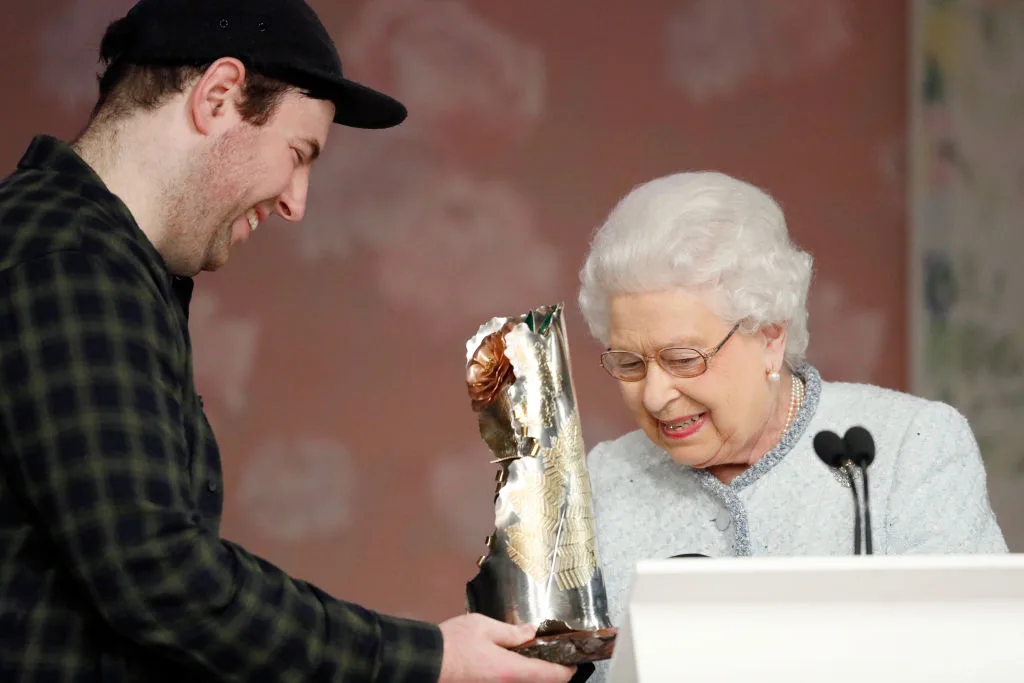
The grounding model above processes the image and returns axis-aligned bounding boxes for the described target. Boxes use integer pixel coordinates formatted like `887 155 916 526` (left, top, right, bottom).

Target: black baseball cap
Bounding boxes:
99 0 407 129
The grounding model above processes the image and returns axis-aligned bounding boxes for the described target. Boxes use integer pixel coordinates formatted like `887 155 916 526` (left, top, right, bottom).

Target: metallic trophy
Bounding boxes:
463 303 616 665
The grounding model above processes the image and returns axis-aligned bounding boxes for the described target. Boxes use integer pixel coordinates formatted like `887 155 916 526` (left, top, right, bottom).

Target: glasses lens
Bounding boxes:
658 348 706 377
601 351 647 380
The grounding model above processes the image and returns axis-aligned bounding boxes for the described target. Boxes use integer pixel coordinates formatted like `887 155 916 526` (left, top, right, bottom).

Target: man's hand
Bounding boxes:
437 613 577 683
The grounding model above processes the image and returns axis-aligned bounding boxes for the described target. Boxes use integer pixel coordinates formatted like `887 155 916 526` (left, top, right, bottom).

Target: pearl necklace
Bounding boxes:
782 373 805 435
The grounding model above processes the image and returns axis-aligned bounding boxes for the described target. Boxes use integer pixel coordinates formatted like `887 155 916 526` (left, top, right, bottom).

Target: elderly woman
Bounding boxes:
576 171 1007 681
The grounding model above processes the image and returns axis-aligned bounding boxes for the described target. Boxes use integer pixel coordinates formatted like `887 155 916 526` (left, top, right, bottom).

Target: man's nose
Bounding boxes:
276 170 309 222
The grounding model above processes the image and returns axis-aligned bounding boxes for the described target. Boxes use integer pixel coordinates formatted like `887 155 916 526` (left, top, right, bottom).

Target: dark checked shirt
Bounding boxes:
0 136 443 683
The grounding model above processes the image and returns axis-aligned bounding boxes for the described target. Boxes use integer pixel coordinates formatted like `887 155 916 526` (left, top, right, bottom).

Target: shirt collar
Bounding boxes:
18 134 106 182
18 135 196 316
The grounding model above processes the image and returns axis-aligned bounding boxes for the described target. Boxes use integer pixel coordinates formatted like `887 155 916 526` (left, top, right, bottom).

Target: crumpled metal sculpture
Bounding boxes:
464 303 616 665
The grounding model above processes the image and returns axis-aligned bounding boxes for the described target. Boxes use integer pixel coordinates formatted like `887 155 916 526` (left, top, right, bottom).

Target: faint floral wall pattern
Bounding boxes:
666 0 851 101
371 170 559 335
35 0 136 110
294 0 557 335
430 448 500 555
236 437 357 542
806 280 886 383
189 291 260 417
343 0 546 160
3 0 917 620
910 0 1024 549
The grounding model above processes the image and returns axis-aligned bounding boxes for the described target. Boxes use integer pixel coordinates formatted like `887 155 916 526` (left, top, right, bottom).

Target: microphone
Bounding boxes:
843 426 876 555
813 430 863 555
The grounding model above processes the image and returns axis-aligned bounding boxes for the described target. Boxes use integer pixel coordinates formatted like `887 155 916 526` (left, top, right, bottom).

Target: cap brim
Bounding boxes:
244 63 408 130
325 78 407 129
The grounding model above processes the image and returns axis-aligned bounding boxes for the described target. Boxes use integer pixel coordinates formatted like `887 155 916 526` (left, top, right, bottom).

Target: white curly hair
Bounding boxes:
577 171 814 367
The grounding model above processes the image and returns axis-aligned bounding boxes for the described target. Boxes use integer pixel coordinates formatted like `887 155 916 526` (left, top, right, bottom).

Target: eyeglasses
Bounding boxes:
599 324 740 382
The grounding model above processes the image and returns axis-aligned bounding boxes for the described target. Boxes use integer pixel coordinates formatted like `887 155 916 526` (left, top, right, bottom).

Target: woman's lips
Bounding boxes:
659 412 707 440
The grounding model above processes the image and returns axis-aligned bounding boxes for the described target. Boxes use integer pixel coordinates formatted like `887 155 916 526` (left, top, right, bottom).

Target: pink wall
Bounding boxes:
0 0 907 622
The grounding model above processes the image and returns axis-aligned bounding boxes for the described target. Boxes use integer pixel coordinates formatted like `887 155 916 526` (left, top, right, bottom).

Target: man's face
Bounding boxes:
167 90 334 275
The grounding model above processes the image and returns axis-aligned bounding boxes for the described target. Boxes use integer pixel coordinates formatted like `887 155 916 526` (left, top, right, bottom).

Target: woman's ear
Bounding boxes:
761 323 789 365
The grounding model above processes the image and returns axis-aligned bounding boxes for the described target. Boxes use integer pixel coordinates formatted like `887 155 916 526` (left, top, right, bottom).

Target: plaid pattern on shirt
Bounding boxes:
0 136 443 683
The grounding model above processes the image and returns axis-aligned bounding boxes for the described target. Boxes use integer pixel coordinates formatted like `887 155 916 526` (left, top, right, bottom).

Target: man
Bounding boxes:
0 1 577 681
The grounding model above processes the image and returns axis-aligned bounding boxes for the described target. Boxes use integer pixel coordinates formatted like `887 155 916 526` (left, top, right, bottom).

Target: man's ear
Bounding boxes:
188 57 247 135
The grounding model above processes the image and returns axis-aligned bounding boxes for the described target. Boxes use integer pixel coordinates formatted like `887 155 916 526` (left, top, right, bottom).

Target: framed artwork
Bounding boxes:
908 0 1024 547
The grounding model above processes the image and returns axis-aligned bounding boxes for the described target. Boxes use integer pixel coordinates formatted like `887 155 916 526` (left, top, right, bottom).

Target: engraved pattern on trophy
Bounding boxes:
503 413 596 591
464 304 616 665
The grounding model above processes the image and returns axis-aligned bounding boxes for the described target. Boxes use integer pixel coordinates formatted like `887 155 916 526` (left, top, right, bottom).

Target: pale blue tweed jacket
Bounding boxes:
586 364 1008 683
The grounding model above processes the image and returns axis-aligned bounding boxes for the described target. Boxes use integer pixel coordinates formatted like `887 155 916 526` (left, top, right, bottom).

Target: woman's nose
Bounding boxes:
641 362 680 415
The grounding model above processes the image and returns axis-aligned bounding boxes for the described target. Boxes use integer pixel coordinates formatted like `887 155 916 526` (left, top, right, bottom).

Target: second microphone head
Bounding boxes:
843 425 876 467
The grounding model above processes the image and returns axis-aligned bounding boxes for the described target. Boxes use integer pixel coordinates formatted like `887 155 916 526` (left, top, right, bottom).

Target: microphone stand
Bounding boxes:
813 429 871 556
844 426 876 556
842 461 862 556
857 462 872 555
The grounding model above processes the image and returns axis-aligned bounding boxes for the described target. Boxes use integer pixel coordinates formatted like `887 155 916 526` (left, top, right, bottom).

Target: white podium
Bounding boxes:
607 554 1024 683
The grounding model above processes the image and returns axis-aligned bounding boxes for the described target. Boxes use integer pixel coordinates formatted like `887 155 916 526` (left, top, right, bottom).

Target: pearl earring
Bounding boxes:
767 368 781 383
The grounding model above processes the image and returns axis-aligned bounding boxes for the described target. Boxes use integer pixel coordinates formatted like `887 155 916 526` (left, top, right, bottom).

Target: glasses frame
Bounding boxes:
599 323 741 382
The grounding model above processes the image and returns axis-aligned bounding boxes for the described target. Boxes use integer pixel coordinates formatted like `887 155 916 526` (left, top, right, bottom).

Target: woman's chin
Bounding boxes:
662 442 714 469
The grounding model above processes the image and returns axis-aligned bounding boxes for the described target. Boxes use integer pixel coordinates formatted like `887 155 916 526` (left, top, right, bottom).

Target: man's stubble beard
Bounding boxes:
161 132 253 276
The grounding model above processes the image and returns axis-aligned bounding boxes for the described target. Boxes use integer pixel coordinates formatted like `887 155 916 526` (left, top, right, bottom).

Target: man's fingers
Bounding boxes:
492 648 577 683
485 619 537 648
485 621 577 683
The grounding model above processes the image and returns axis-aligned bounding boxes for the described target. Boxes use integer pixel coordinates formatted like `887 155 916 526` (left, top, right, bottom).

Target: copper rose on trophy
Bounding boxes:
464 303 616 665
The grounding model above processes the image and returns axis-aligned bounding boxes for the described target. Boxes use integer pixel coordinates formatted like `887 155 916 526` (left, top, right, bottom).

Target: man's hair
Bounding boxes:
89 59 294 127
